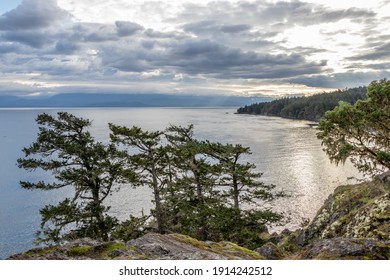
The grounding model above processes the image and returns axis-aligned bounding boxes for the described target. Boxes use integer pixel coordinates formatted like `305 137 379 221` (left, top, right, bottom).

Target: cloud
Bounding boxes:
71 23 118 42
348 42 390 61
175 0 376 32
256 1 376 25
183 21 251 35
0 0 70 31
115 21 144 37
287 71 390 88
2 30 54 48
0 42 19 53
98 36 326 80
0 0 388 97
54 40 79 54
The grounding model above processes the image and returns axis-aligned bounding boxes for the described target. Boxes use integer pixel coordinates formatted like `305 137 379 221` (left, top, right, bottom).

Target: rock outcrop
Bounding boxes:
293 238 389 260
257 178 390 260
301 180 390 242
8 233 263 260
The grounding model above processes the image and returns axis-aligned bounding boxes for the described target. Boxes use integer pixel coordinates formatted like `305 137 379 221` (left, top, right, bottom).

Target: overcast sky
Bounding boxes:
0 0 389 97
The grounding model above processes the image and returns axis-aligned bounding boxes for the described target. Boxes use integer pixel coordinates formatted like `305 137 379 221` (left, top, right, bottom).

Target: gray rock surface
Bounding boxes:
295 238 390 260
7 233 263 260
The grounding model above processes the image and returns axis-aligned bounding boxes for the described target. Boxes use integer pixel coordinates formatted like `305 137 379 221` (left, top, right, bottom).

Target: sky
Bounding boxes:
0 0 389 97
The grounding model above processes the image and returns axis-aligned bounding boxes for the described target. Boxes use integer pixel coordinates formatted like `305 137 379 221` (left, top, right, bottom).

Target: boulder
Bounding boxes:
301 180 389 243
294 238 390 260
255 242 285 260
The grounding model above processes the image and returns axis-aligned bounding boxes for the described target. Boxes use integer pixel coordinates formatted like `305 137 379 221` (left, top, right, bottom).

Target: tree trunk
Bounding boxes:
152 164 164 234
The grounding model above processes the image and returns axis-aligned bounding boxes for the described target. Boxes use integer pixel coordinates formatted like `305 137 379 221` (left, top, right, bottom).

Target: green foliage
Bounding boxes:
111 215 150 242
18 112 127 244
317 79 390 175
207 142 285 209
205 206 284 249
237 86 367 121
163 124 222 240
108 124 284 245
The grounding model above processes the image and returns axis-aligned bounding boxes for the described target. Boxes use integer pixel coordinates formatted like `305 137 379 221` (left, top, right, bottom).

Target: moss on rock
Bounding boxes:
302 179 389 243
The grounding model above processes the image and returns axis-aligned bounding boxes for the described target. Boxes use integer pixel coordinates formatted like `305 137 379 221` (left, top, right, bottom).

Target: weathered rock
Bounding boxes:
301 180 389 244
376 171 390 186
254 179 390 260
129 233 225 260
294 238 390 260
255 242 285 260
7 233 263 260
7 238 144 260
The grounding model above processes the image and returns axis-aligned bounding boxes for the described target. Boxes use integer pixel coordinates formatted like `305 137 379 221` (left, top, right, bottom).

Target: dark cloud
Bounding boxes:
0 43 18 53
348 42 390 61
71 23 118 42
347 62 390 71
164 40 326 79
2 30 54 48
0 0 70 31
141 40 156 50
220 24 251 33
55 40 79 54
115 21 144 37
100 45 153 73
287 71 390 88
183 21 251 35
100 37 326 80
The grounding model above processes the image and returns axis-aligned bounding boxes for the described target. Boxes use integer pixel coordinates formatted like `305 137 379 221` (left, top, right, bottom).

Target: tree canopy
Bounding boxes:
317 79 390 175
18 113 285 248
17 112 127 243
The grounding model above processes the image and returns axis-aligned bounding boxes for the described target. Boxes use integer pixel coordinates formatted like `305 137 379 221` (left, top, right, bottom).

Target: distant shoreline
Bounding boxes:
0 93 272 108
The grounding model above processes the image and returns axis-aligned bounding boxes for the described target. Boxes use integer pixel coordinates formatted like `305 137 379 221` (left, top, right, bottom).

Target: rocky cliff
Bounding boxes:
8 177 390 260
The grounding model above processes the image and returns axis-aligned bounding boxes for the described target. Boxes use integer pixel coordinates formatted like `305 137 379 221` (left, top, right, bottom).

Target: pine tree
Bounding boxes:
164 124 220 240
208 142 284 210
109 124 169 233
317 79 390 175
17 112 127 243
205 142 285 247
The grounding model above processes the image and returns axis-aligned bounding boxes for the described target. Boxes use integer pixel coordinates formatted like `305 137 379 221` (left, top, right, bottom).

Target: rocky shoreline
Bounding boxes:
8 177 390 260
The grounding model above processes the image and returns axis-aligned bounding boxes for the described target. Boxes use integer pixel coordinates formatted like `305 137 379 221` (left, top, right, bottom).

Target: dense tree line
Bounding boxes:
18 114 285 249
237 86 367 121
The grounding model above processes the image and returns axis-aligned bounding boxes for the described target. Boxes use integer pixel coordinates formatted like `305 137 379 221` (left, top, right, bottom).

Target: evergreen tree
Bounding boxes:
164 124 220 241
317 79 390 175
205 142 285 247
237 86 367 121
17 112 127 243
109 124 169 234
208 143 283 209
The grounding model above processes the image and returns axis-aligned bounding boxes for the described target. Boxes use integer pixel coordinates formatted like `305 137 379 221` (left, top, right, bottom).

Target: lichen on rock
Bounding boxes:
301 179 389 243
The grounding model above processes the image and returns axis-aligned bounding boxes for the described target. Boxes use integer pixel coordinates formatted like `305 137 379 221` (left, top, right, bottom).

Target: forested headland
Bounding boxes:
236 86 367 121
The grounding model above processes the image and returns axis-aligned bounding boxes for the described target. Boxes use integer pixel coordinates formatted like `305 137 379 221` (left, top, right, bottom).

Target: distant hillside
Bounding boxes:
237 87 367 121
0 93 271 108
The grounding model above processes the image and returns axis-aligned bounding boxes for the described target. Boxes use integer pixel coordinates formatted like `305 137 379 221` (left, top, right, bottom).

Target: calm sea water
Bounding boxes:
0 108 363 259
